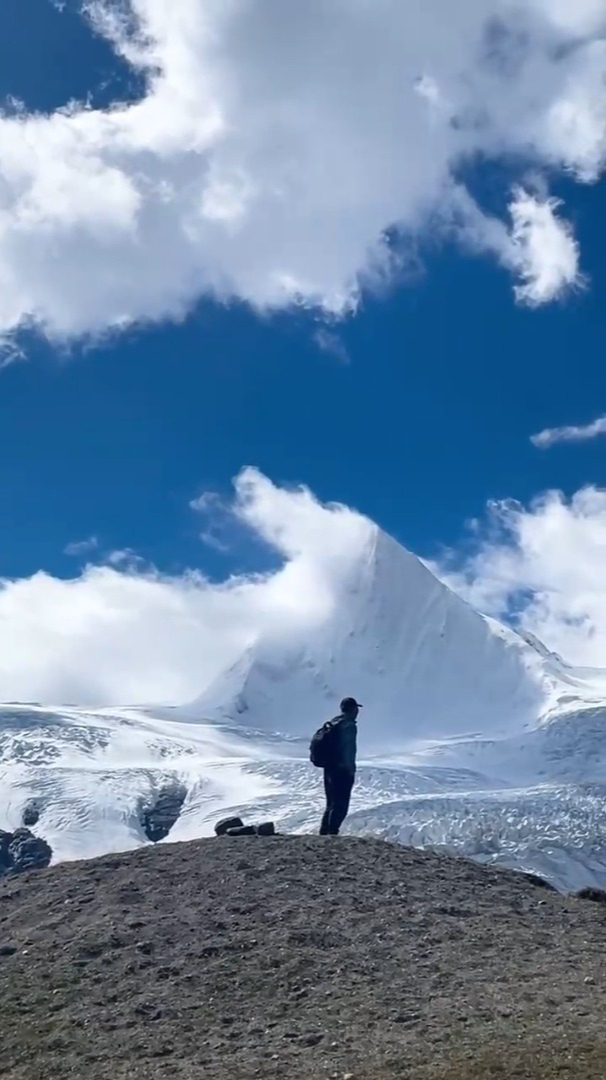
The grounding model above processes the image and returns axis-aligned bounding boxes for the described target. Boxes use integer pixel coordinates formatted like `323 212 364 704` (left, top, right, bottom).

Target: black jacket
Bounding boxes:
327 714 357 775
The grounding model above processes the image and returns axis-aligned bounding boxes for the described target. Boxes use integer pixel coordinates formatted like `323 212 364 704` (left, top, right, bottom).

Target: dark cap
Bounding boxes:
340 696 363 713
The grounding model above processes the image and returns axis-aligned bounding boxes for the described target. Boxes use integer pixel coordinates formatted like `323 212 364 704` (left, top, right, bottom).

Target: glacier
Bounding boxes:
1 522 606 892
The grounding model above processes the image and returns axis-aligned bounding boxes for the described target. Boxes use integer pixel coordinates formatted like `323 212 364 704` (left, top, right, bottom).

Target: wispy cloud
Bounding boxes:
531 415 606 449
313 328 350 365
190 489 236 554
64 536 99 557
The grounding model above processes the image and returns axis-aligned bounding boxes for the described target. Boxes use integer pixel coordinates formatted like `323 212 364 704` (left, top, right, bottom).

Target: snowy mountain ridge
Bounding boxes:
1 523 606 892
185 525 606 742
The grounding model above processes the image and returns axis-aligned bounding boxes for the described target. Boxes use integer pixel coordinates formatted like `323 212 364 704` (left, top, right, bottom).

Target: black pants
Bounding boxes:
320 768 355 836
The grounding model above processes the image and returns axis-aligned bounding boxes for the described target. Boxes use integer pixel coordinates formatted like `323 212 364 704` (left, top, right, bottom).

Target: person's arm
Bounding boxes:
340 720 357 774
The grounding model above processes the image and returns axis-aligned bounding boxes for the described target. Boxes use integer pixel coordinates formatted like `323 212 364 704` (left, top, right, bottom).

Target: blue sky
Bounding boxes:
0 0 605 703
3 205 606 582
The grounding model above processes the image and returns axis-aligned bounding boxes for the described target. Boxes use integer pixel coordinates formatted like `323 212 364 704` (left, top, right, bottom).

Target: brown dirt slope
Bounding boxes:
0 836 605 1080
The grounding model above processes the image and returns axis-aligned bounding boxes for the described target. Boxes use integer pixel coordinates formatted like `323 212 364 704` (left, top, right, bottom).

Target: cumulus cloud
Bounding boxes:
0 468 370 705
0 0 603 344
3 469 606 703
431 487 606 666
531 414 606 448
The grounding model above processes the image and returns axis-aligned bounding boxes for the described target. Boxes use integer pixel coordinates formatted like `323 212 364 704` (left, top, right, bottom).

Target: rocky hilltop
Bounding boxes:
1 836 605 1080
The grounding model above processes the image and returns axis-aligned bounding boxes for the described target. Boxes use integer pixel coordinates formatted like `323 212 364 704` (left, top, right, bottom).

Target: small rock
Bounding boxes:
0 831 13 872
215 816 245 837
256 821 276 837
8 830 52 875
301 1033 323 1047
584 976 596 985
22 802 41 828
140 784 187 843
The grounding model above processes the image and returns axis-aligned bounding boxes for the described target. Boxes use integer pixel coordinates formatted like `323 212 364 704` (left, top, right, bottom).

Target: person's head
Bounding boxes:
340 696 362 720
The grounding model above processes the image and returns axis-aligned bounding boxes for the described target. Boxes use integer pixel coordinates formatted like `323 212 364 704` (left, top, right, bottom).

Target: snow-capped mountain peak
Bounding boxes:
2 524 606 892
186 525 555 748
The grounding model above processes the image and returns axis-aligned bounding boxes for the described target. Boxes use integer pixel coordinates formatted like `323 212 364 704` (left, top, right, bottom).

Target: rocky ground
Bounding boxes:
1 836 605 1080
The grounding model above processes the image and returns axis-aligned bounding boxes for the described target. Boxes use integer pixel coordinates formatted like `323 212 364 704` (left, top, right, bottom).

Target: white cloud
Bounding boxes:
508 190 583 307
0 0 603 344
531 414 606 449
5 470 606 702
313 328 350 365
431 487 606 666
190 489 238 553
442 185 583 305
64 536 99 557
0 468 370 705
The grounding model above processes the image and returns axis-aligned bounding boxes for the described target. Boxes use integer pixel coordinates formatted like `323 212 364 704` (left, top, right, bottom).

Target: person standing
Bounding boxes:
312 697 361 836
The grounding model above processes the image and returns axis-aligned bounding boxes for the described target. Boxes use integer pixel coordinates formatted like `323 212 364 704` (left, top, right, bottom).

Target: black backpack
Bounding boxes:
309 719 339 768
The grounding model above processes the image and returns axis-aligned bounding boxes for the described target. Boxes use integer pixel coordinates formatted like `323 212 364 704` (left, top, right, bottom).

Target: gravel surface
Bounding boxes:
1 836 605 1079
